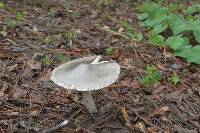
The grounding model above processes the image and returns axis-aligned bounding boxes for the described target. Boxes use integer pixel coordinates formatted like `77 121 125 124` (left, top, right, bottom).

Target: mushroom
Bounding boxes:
50 55 120 113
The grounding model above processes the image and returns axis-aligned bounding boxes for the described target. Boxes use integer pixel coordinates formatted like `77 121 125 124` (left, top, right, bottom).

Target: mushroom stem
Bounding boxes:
82 91 97 113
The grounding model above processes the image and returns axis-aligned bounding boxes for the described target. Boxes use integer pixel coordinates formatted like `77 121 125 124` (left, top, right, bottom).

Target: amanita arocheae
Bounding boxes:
50 55 120 113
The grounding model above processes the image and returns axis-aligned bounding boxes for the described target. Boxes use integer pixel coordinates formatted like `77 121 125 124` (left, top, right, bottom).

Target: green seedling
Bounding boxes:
16 12 24 21
41 55 51 65
105 47 113 55
6 18 17 29
57 53 69 63
66 31 73 48
140 65 163 86
56 33 62 42
0 2 5 8
170 73 180 86
43 34 51 46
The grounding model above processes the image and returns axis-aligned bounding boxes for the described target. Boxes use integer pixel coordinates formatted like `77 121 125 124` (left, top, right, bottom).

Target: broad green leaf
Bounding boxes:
149 33 165 47
144 14 167 28
166 35 189 50
174 45 192 58
151 23 168 34
138 2 159 13
171 73 180 85
139 2 167 28
167 14 186 35
187 45 200 64
193 30 200 43
137 13 148 20
187 21 200 31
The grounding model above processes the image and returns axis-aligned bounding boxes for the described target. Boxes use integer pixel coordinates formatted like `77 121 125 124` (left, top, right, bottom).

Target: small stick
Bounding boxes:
100 27 132 40
39 120 68 133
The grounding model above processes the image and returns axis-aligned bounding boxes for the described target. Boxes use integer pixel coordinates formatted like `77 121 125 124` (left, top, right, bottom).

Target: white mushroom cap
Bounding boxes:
50 56 120 91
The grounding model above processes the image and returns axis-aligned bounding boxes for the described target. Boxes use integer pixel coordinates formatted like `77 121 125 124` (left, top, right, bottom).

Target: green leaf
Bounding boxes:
135 32 143 42
66 31 73 41
57 53 69 63
184 5 200 15
194 30 200 43
171 73 180 85
56 33 62 41
43 34 51 45
16 12 25 21
146 65 157 74
166 35 189 50
0 2 5 8
151 23 168 34
167 14 186 35
137 13 148 20
174 45 192 58
167 3 177 13
187 45 200 64
139 2 167 28
105 47 113 55
6 18 16 29
149 33 165 47
144 14 168 28
41 55 51 65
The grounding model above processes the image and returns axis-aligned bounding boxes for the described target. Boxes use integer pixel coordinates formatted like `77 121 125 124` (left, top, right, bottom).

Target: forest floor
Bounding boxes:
0 0 200 132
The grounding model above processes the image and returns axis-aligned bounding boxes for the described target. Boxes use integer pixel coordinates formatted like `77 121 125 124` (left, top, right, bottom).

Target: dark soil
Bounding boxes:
0 0 200 133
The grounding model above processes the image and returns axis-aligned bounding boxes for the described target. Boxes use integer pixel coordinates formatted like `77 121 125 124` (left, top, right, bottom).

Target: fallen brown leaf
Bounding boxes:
27 60 41 70
154 106 170 116
120 79 140 88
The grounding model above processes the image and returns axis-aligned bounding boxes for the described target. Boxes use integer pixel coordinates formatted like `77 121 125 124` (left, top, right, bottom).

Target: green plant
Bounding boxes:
56 33 62 42
43 34 51 45
56 53 69 63
66 31 73 41
105 47 113 55
184 4 200 15
16 12 26 21
167 3 178 13
170 73 180 85
120 20 143 42
149 32 165 47
138 1 200 64
66 31 73 48
0 1 5 8
6 18 17 29
140 65 163 86
41 55 51 65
